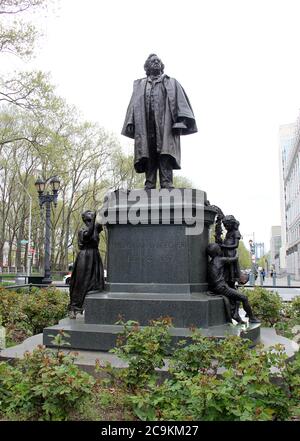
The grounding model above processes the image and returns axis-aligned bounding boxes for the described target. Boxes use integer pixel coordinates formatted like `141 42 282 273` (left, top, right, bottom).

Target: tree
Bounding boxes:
0 0 48 59
0 71 63 121
238 240 251 270
108 148 144 190
0 0 56 138
0 66 196 272
257 254 269 271
173 175 193 188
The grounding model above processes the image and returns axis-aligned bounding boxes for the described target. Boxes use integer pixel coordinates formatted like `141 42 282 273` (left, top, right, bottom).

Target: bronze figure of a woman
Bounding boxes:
68 210 104 318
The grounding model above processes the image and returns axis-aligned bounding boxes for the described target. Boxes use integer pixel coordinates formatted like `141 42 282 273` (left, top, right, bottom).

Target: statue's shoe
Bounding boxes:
68 310 77 319
232 314 246 324
160 184 175 189
68 308 83 319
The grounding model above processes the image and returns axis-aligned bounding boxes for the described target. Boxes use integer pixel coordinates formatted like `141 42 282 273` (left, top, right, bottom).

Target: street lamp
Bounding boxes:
34 176 60 284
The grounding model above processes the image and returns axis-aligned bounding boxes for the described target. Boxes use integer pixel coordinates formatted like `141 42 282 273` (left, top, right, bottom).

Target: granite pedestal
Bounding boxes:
104 188 214 294
43 189 261 350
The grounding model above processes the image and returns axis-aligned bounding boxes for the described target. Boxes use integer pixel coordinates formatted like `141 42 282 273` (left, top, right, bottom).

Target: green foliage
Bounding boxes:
107 323 300 421
282 352 300 418
291 296 300 318
1 316 300 421
0 332 95 420
275 297 300 340
238 240 251 269
240 288 299 341
243 287 283 326
69 386 135 421
0 0 48 59
21 287 69 333
0 21 37 59
0 287 68 343
257 254 269 270
109 317 172 391
173 175 193 188
170 332 219 376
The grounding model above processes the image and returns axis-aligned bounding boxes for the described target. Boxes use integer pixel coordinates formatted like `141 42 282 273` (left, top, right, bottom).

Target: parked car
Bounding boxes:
63 272 72 285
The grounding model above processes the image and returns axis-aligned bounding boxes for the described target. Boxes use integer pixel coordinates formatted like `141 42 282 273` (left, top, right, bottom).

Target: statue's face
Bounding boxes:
222 220 230 229
147 55 163 75
223 218 235 230
82 211 94 224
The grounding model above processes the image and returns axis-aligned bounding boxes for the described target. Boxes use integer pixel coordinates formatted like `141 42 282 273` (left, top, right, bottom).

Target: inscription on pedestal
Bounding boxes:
107 225 189 284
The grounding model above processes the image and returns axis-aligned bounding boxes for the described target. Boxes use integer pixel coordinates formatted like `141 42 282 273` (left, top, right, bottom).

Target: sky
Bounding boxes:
4 0 300 251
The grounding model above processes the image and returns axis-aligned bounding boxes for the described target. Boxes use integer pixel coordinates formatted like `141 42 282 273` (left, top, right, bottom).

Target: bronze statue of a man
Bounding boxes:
122 54 197 189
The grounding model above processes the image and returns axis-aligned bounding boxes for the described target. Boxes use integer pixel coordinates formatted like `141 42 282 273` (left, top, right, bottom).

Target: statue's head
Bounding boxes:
144 54 164 76
207 243 222 258
81 210 95 224
222 215 239 230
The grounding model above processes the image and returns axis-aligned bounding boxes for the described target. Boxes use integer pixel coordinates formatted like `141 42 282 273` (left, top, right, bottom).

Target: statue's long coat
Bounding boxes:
121 74 197 173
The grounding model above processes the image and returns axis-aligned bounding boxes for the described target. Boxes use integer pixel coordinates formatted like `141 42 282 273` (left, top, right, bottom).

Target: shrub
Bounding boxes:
0 333 95 420
0 287 68 344
243 287 282 326
21 287 69 334
291 296 300 318
170 332 219 376
106 320 300 421
0 289 19 322
109 317 172 391
5 309 33 344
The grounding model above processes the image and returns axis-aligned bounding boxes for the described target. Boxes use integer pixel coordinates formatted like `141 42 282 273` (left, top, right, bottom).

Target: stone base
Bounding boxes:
103 189 216 294
43 291 261 351
43 316 261 351
106 282 207 294
84 291 228 328
1 328 298 376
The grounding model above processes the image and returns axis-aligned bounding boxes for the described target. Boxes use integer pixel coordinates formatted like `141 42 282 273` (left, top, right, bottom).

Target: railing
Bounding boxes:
247 273 300 287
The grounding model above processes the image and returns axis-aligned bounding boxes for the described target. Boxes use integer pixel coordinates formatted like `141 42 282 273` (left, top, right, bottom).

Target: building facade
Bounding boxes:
279 120 300 278
270 226 282 272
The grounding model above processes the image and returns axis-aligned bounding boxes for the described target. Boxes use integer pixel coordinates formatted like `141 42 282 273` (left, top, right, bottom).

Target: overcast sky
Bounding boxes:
5 0 300 250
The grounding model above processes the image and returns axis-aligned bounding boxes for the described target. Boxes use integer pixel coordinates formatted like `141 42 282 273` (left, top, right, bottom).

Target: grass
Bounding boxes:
0 281 15 287
69 387 136 421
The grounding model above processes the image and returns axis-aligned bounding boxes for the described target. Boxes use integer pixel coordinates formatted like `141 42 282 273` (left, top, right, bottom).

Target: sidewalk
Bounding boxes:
246 276 300 301
262 276 300 287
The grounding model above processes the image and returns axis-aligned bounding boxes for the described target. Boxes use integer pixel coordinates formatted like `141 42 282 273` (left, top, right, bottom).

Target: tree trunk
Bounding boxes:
8 240 13 267
0 243 4 268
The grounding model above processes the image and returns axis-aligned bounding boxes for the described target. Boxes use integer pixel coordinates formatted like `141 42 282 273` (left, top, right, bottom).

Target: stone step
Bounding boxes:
43 316 261 351
1 327 297 376
84 291 228 328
